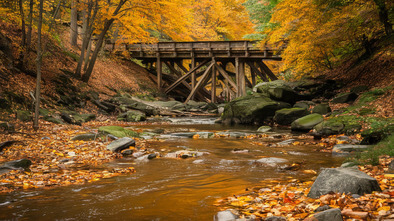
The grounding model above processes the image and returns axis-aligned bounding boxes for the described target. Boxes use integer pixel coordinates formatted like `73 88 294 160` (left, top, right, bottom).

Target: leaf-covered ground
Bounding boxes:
0 120 144 193
215 136 394 220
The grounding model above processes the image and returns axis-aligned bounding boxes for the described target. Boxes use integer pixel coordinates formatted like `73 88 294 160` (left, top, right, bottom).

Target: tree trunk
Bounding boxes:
83 39 92 71
373 0 392 36
26 0 33 47
18 0 26 46
70 0 78 46
81 19 114 82
81 0 127 82
76 0 98 77
33 0 44 130
75 8 89 77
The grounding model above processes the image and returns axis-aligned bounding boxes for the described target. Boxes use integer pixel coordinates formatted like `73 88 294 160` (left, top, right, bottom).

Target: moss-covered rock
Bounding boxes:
98 126 139 138
221 94 290 124
332 92 358 103
44 116 64 124
257 126 272 132
314 121 344 135
16 110 31 122
291 113 324 131
60 111 95 125
253 80 300 104
118 110 146 122
274 107 310 125
312 104 332 115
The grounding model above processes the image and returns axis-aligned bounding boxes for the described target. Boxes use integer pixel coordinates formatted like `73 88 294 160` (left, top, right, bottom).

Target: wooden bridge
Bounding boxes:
106 40 282 103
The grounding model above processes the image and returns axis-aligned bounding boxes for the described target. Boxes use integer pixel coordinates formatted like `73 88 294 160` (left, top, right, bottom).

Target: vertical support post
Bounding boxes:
190 57 196 100
235 57 240 97
239 59 245 96
251 63 256 86
211 58 216 103
157 56 162 91
235 57 245 97
225 79 229 102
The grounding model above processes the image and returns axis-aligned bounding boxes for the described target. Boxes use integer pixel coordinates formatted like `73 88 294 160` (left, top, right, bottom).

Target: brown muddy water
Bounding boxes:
0 118 343 220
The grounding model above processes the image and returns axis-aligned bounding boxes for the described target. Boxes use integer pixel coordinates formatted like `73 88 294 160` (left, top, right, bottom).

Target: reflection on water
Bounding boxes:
0 118 342 220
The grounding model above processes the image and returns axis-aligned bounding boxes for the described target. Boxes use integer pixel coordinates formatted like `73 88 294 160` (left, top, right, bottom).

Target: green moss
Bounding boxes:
98 126 139 138
346 134 394 165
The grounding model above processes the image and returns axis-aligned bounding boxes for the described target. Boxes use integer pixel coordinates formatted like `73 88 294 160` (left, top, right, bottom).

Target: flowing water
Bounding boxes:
0 118 343 220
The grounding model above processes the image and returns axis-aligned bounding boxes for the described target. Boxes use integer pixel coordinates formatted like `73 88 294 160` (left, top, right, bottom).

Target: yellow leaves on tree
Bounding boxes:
266 0 387 78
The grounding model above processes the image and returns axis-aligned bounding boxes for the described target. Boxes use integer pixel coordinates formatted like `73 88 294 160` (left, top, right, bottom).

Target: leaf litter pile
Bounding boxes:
0 120 139 193
216 159 394 220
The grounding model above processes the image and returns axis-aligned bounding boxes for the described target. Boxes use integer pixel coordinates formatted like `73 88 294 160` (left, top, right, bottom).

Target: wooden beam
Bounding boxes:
165 59 210 94
185 62 214 103
157 57 162 90
214 63 237 91
164 61 192 90
245 75 253 88
191 58 196 100
246 61 268 82
257 61 278 80
251 67 256 86
236 58 245 97
211 59 216 103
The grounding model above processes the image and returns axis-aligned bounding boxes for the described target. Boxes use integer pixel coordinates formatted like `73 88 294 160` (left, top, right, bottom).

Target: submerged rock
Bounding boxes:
307 167 381 198
332 144 371 157
254 157 288 166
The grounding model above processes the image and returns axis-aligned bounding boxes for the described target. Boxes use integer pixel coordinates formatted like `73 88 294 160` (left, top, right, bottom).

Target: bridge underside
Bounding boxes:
123 41 282 103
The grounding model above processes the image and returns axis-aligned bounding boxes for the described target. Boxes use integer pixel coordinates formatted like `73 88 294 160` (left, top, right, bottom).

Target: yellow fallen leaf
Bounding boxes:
384 174 394 178
377 206 390 211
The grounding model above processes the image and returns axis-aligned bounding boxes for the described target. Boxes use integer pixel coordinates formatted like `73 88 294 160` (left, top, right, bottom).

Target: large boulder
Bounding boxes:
107 137 135 152
331 92 358 103
314 121 344 136
117 110 146 122
307 167 381 198
221 94 290 124
274 107 309 125
61 111 96 125
291 113 324 131
253 80 300 104
98 126 139 138
304 208 343 221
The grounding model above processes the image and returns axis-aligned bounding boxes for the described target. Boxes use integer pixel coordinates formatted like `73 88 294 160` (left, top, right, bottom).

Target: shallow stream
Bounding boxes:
0 118 342 220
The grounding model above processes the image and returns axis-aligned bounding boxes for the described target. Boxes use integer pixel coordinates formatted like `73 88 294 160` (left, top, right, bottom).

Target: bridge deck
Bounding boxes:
116 41 282 60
